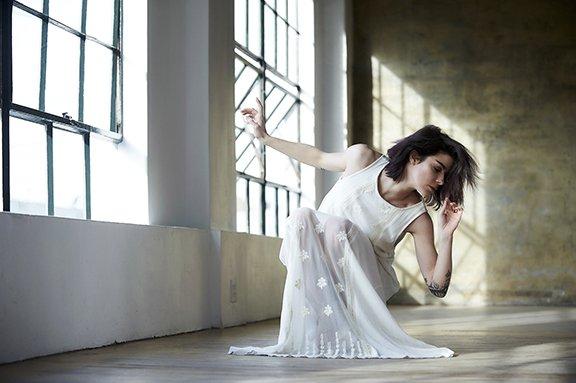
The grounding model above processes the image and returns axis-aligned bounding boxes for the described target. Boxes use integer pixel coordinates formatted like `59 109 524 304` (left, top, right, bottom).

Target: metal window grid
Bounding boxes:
234 0 305 237
1 0 123 217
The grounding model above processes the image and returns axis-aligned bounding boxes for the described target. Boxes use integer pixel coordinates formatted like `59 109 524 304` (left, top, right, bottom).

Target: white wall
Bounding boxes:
0 212 214 363
147 0 211 230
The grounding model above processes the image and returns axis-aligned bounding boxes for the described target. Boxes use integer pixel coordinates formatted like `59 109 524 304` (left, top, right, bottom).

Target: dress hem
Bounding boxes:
227 347 455 360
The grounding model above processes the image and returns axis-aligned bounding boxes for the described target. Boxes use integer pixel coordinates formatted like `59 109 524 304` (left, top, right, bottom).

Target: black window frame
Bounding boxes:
1 0 123 218
234 0 308 237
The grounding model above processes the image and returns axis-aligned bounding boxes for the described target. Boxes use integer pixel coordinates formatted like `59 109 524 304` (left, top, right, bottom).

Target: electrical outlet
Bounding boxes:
229 279 237 303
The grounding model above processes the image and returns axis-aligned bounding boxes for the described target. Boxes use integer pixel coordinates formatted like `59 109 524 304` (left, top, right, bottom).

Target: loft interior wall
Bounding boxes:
351 0 576 305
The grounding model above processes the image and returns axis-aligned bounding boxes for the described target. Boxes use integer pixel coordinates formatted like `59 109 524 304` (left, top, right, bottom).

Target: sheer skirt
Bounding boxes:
228 207 454 359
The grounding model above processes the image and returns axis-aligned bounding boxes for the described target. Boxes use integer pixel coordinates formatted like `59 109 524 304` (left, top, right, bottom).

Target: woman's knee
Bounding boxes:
289 207 315 222
324 216 354 236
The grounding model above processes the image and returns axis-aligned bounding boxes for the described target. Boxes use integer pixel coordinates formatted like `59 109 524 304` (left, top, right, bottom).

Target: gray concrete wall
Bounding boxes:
0 212 214 364
314 0 349 200
147 0 211 230
352 0 576 305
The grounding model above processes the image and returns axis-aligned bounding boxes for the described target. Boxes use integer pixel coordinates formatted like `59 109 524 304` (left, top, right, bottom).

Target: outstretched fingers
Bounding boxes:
241 107 257 115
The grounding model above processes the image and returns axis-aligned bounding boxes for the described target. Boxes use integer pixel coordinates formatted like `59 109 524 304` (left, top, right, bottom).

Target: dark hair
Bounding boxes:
385 125 480 210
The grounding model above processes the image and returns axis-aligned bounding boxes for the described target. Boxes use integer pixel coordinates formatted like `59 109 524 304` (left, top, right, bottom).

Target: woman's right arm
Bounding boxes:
242 99 374 172
262 135 349 172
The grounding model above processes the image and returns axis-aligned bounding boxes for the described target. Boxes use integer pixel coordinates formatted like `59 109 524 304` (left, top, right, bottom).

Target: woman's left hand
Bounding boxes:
438 198 463 237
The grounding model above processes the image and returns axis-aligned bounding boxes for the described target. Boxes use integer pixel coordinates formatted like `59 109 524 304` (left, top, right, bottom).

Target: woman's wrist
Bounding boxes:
438 231 454 243
259 133 272 145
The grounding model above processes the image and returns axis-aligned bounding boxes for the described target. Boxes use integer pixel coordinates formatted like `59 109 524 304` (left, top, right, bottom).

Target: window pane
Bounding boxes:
49 0 83 31
265 101 299 190
234 61 260 112
10 118 48 215
278 188 288 237
249 181 262 235
235 63 263 178
84 41 113 129
234 0 247 47
86 0 115 45
12 7 42 109
289 190 299 216
265 185 277 236
236 133 263 178
247 0 261 56
298 0 314 44
264 6 276 67
266 88 296 137
299 39 314 96
288 0 298 27
277 20 287 76
277 0 287 20
53 129 85 218
236 177 248 232
45 24 80 118
266 145 298 190
18 0 44 12
288 27 298 82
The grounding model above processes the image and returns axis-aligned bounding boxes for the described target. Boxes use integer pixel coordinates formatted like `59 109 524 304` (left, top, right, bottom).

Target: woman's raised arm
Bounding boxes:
241 98 370 172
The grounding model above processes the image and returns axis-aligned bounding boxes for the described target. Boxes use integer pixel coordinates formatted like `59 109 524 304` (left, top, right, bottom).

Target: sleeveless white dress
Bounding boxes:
228 155 455 359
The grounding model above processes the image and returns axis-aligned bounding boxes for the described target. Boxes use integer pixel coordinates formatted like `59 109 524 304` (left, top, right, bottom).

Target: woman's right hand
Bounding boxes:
241 98 269 142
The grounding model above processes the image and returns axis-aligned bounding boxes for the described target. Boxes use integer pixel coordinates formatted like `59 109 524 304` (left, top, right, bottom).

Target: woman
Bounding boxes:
228 99 479 359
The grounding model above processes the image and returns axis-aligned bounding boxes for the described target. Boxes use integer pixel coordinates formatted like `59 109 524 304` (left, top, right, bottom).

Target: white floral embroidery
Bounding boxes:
287 218 305 231
316 277 327 289
336 282 345 293
352 204 362 213
337 257 346 268
300 249 310 261
295 220 305 231
336 230 347 242
302 306 311 316
295 278 302 289
323 305 333 317
314 223 325 234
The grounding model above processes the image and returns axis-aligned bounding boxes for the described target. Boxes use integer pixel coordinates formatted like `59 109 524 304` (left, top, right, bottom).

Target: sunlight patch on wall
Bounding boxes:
371 56 487 306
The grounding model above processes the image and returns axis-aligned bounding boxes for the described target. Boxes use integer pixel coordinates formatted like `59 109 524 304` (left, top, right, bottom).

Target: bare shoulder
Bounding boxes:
343 144 382 174
406 211 433 236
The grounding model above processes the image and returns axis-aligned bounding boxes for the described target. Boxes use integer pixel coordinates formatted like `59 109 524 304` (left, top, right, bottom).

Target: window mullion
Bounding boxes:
246 180 250 232
84 133 91 219
79 0 90 219
78 0 87 121
286 188 289 217
245 0 249 49
275 187 279 236
38 0 48 112
260 75 266 234
110 0 121 133
46 122 54 215
273 0 277 69
1 0 13 211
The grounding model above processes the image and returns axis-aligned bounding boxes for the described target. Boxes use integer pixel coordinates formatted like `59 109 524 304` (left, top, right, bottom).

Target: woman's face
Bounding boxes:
408 151 454 199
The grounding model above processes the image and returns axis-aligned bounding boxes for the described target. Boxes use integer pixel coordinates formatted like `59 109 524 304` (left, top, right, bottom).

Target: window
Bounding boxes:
234 0 314 237
1 0 122 219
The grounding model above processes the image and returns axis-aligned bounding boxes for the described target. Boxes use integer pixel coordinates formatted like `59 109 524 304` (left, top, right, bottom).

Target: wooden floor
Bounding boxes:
1 306 575 382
